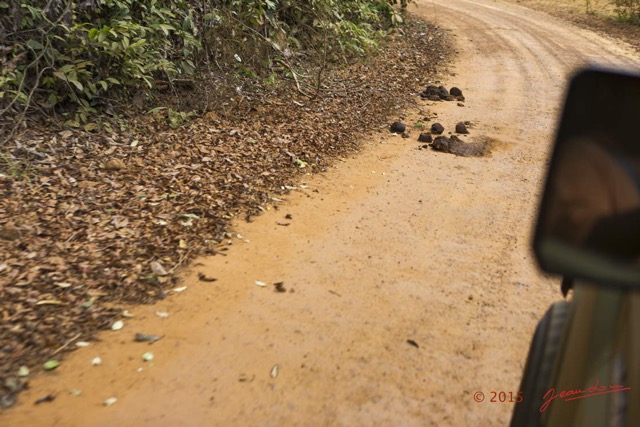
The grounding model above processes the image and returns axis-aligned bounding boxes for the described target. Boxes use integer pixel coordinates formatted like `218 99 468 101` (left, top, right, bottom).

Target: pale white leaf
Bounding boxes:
104 397 117 406
54 282 73 288
111 320 124 331
270 364 280 378
150 261 168 276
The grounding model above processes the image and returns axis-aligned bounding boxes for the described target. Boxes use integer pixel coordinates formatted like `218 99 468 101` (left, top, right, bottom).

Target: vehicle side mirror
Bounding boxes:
534 67 640 288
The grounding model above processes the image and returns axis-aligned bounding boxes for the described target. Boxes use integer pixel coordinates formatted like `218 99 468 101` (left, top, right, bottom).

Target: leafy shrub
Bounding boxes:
0 0 408 135
0 0 201 130
612 0 640 23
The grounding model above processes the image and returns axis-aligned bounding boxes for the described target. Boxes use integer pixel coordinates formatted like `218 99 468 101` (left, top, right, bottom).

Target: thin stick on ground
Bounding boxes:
51 333 82 357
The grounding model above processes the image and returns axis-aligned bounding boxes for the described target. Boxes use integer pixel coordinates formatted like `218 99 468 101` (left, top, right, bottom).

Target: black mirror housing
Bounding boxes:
534 67 640 288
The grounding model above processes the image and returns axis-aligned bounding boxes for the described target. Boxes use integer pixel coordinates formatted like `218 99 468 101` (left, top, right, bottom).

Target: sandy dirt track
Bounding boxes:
4 0 640 426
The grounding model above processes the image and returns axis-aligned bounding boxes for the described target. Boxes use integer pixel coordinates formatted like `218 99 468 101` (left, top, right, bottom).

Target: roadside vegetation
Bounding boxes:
582 0 640 22
608 0 640 23
0 0 409 140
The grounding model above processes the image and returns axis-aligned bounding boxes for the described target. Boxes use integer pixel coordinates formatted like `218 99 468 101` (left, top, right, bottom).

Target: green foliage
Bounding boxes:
1 0 201 131
0 150 30 179
584 0 593 14
148 106 196 128
0 0 410 134
612 0 640 23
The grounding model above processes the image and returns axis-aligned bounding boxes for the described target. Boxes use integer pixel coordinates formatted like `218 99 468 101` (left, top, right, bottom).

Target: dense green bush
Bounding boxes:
612 0 640 23
0 0 406 134
0 0 201 129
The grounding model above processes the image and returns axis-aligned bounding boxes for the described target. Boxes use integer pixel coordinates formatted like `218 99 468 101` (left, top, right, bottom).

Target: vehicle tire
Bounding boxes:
510 300 570 427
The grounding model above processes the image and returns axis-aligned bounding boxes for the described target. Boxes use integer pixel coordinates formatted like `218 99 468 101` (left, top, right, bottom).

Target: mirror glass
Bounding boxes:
535 68 640 288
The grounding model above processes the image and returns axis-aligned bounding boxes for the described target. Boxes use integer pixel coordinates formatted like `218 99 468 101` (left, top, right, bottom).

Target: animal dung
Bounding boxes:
430 123 445 135
431 135 451 152
390 121 406 133
420 85 465 102
455 122 469 134
418 133 433 143
450 87 463 97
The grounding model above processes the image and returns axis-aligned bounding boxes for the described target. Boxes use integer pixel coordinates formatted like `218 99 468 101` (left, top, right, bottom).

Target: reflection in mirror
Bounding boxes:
536 68 640 287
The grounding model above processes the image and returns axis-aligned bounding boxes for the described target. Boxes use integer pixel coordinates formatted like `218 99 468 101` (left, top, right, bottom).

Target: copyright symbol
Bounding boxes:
474 392 485 402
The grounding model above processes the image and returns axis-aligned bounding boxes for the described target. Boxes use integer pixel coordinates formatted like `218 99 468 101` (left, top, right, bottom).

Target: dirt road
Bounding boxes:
4 1 640 426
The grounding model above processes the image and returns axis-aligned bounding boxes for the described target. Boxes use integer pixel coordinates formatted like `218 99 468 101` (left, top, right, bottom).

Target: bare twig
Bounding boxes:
311 24 329 99
225 13 314 98
273 58 313 98
169 249 192 273
51 332 82 356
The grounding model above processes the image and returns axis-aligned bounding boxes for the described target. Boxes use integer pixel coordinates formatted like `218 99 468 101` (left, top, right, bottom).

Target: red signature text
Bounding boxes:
540 379 631 413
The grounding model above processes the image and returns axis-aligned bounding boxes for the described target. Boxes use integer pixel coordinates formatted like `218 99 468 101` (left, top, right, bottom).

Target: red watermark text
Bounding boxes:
540 379 631 413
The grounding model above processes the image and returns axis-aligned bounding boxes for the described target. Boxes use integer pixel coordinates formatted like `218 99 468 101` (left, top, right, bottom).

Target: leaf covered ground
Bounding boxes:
0 17 451 407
